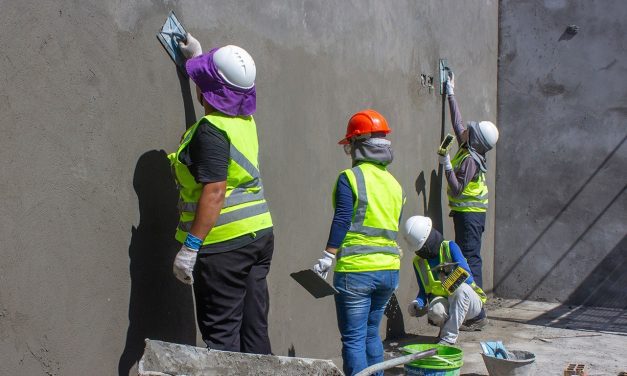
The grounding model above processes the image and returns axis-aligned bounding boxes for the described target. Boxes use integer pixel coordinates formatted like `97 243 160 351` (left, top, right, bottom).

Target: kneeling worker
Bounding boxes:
403 215 487 345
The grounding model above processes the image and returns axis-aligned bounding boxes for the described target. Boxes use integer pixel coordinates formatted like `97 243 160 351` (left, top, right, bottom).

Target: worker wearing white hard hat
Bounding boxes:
403 216 487 345
169 34 274 354
438 71 498 329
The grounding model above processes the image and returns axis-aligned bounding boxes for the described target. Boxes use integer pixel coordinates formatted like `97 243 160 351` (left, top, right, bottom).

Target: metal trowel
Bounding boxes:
156 11 188 75
290 269 338 298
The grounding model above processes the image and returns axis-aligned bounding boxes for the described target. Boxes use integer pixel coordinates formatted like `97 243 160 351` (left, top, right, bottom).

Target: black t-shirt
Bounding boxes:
179 122 230 183
178 121 272 253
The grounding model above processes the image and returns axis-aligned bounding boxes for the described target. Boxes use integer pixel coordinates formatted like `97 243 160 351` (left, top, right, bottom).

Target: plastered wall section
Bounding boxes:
0 1 497 374
495 0 627 304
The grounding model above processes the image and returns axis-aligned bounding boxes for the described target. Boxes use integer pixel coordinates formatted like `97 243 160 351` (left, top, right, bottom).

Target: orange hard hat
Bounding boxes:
339 109 391 144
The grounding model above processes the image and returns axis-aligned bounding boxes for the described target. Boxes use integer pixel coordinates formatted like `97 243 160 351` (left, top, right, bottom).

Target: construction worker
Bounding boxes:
403 215 487 345
169 34 274 354
439 71 498 329
312 110 404 376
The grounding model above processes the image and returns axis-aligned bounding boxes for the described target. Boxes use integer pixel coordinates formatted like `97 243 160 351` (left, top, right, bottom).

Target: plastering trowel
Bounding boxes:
290 269 338 298
156 11 188 74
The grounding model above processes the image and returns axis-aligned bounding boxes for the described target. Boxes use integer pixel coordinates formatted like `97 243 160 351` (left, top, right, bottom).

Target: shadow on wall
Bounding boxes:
494 134 627 299
414 169 444 233
384 293 405 340
117 151 197 375
525 235 627 334
118 67 199 375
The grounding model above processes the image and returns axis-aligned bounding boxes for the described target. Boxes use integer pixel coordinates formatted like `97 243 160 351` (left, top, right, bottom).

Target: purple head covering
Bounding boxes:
185 47 256 116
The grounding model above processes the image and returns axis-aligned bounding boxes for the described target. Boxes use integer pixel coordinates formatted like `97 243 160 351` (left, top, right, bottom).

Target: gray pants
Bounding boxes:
427 283 482 344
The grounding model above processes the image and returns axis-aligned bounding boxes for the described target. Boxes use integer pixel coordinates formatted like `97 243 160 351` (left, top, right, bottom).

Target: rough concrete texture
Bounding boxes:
385 299 627 375
138 339 342 375
0 1 497 374
495 1 627 304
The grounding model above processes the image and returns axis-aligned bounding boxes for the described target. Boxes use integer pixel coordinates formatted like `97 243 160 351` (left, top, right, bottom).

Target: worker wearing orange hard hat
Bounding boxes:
312 109 404 376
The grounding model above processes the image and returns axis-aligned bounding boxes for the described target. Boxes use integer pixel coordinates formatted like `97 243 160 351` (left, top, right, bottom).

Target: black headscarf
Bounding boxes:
415 228 443 259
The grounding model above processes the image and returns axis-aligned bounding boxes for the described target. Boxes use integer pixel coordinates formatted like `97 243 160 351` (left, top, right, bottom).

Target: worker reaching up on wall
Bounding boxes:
404 215 487 345
169 34 274 354
312 110 404 376
439 70 498 330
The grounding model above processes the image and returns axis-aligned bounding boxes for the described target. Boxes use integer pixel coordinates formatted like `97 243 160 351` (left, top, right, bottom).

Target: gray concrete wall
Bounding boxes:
0 1 497 374
495 0 627 305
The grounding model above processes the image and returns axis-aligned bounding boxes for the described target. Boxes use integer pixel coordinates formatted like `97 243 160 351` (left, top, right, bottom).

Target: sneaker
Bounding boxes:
437 339 456 346
459 316 488 331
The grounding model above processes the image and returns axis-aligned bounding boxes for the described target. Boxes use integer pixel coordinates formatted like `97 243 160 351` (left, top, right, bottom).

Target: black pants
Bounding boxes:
192 232 274 354
452 212 486 288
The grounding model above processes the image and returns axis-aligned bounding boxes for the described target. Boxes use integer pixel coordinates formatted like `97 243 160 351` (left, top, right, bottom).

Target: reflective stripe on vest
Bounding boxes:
414 241 487 303
448 148 488 212
340 245 401 256
178 202 269 231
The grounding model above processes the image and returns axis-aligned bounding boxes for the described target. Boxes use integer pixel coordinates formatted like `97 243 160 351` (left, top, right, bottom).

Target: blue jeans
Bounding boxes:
334 270 399 376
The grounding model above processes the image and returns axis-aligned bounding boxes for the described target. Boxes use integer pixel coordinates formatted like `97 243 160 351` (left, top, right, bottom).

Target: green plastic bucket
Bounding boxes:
402 344 463 376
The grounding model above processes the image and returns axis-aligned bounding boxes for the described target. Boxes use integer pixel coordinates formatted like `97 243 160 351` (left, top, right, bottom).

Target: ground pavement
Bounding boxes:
377 298 627 375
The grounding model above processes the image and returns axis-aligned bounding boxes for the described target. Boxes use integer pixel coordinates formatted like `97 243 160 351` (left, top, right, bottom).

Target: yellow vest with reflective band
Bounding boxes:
412 241 487 303
448 148 488 213
168 112 273 245
335 162 404 272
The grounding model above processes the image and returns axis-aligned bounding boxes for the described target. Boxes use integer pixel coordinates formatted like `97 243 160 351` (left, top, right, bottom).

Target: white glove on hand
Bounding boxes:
438 153 453 171
407 300 428 317
179 33 202 59
444 71 455 96
313 251 336 279
173 245 198 285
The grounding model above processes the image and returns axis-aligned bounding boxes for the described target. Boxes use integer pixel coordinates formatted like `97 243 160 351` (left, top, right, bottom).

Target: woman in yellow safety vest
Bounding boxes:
438 70 499 329
312 109 404 376
170 35 274 354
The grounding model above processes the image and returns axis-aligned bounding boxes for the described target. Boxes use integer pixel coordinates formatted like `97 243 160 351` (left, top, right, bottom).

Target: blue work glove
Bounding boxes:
313 251 335 279
407 300 428 317
444 70 455 96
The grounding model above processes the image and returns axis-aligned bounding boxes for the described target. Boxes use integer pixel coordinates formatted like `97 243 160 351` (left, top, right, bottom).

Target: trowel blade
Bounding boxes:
156 10 188 74
290 269 338 299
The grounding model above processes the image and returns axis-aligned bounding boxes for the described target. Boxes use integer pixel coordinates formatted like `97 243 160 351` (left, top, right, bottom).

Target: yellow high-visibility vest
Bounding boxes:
448 148 488 213
168 112 272 245
335 162 404 272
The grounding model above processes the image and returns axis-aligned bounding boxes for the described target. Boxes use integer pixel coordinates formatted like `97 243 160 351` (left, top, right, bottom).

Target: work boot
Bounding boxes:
460 308 488 331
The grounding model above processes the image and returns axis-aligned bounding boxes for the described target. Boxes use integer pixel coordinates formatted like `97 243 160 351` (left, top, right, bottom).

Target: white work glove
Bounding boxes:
173 245 198 285
444 70 455 96
313 251 336 279
407 300 428 317
438 153 453 171
178 32 202 59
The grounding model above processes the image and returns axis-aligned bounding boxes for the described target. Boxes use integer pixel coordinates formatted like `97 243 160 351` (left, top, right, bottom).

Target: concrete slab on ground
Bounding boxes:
383 299 627 375
139 339 343 375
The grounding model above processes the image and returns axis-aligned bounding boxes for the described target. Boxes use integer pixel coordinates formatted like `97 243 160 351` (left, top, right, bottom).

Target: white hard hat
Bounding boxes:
213 45 256 89
403 216 433 250
478 121 499 149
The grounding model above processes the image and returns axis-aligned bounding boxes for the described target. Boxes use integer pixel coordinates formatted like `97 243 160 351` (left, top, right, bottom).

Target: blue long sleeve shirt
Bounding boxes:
326 173 354 248
412 241 475 307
